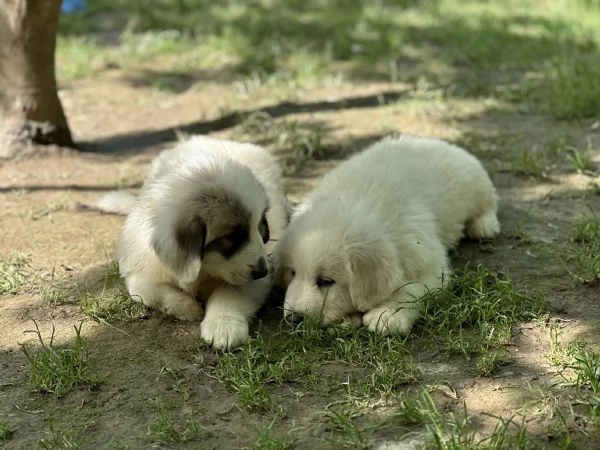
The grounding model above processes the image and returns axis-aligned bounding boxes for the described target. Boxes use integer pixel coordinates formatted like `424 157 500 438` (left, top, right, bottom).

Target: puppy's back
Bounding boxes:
300 135 498 247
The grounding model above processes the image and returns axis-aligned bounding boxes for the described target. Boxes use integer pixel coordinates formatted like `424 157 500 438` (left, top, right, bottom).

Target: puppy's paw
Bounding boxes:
363 306 417 336
466 210 500 239
339 312 363 328
163 295 203 321
201 315 249 351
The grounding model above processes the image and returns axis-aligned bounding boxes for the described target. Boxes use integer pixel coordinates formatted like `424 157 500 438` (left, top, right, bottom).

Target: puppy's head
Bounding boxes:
149 161 271 286
278 206 401 325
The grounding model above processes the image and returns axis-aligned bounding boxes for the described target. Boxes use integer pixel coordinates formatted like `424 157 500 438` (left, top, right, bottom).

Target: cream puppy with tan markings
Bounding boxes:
277 135 500 335
95 136 289 350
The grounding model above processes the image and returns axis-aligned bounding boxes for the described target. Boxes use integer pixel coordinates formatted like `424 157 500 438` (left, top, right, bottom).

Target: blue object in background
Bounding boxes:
61 0 86 13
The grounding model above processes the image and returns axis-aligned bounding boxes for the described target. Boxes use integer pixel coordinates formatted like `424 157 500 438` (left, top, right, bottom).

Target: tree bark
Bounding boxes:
0 0 74 159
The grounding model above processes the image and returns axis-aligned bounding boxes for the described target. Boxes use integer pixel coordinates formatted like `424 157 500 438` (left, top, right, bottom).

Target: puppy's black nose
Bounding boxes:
250 258 268 280
285 312 304 324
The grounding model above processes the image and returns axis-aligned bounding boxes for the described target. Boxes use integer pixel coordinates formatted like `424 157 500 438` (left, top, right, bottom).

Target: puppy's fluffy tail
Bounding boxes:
79 191 138 216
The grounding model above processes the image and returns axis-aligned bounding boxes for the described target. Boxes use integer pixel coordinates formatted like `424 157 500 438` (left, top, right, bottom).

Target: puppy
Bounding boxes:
95 136 289 350
276 135 500 335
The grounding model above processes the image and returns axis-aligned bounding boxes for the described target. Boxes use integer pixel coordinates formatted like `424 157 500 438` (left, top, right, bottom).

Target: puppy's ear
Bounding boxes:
175 216 207 260
152 215 206 285
349 229 446 312
347 236 400 312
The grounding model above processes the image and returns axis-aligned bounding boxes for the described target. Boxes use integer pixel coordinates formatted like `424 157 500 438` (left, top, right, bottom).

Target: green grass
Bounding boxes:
391 390 568 449
385 390 540 449
509 147 549 179
547 322 587 367
565 143 596 174
42 267 74 307
210 319 416 411
586 181 600 194
250 423 294 450
79 262 149 324
319 403 372 448
547 321 600 433
79 290 148 324
233 112 337 175
37 417 82 450
56 0 600 119
564 215 600 284
157 366 191 402
0 253 33 295
542 52 600 120
393 391 475 448
417 264 544 375
0 422 13 444
21 320 101 397
146 403 200 444
568 347 600 393
550 330 600 395
572 216 600 244
505 137 597 179
311 385 572 449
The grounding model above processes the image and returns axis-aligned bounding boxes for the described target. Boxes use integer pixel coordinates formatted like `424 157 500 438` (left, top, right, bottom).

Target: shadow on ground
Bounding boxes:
78 90 410 154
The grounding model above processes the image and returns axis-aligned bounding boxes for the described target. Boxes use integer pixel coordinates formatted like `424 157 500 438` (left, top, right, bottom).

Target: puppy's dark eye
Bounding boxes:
259 216 270 244
221 232 238 242
283 267 295 286
316 276 335 288
205 225 250 259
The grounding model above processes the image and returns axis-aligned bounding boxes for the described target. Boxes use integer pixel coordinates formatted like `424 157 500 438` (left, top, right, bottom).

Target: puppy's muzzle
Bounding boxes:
250 257 268 280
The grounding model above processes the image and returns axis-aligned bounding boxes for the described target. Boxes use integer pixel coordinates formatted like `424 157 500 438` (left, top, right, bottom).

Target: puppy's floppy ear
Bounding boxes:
348 227 446 312
152 215 206 285
175 215 207 260
347 236 400 312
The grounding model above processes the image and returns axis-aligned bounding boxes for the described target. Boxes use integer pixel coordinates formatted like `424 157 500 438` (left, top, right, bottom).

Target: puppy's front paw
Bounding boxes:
200 316 249 351
339 312 363 328
363 306 418 336
163 295 203 321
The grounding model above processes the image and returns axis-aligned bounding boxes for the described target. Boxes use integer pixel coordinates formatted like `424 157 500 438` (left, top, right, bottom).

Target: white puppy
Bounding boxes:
276 135 500 335
95 136 289 350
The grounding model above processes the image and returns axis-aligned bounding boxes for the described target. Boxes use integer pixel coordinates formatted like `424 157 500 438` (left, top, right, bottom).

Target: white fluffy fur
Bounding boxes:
276 135 500 335
99 136 288 350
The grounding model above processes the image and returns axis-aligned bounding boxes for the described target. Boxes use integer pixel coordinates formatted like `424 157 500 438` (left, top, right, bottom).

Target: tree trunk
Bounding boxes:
0 0 74 159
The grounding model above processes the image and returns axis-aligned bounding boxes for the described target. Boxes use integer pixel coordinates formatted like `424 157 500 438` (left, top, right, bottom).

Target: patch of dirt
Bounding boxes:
1 69 600 449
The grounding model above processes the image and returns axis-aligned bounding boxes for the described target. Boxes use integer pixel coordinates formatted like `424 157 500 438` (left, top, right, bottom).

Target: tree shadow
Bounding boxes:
78 89 409 154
